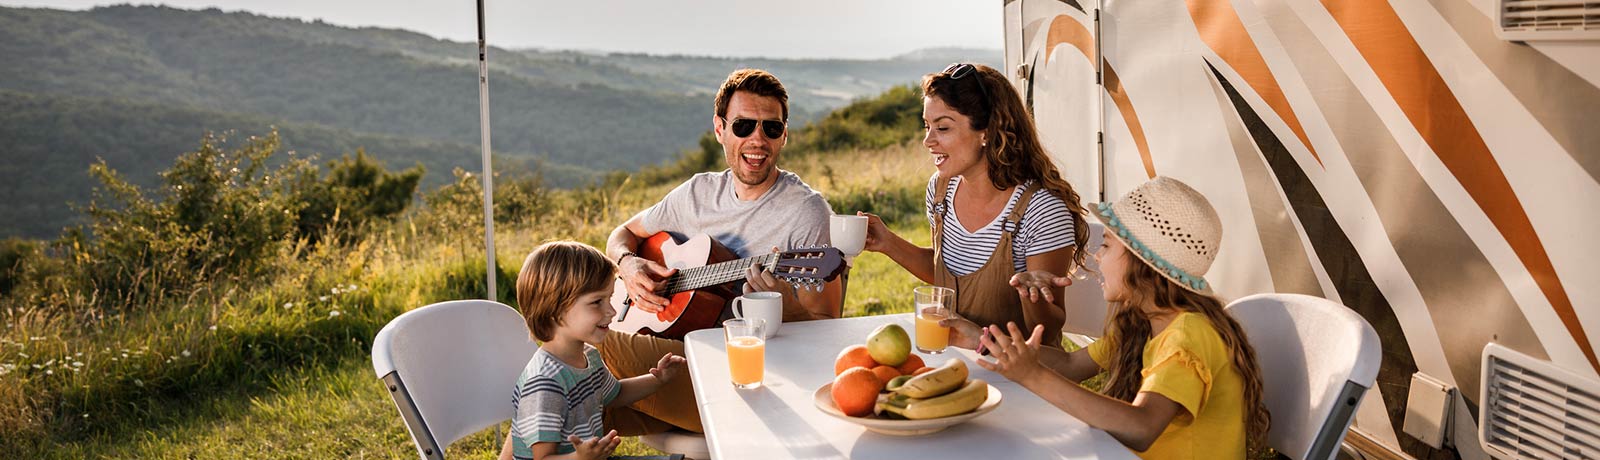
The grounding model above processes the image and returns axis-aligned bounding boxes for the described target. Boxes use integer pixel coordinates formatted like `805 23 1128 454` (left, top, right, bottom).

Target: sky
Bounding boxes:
0 0 1005 59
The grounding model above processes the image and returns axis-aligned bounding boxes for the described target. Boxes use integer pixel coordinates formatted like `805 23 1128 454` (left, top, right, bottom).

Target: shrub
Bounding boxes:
70 132 310 307
292 149 424 243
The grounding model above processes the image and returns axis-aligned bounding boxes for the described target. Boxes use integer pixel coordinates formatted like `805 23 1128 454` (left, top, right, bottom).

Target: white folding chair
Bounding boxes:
372 299 537 460
1226 293 1381 460
1060 221 1108 346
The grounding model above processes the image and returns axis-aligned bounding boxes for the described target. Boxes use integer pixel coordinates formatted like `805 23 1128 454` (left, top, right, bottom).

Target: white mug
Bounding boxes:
731 291 783 337
830 214 867 257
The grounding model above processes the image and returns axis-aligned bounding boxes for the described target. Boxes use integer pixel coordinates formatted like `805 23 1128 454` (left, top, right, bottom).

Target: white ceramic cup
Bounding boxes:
731 291 784 337
830 214 868 257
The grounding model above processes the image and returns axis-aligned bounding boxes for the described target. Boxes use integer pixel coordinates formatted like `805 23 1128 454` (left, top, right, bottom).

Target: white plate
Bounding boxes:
811 382 1003 436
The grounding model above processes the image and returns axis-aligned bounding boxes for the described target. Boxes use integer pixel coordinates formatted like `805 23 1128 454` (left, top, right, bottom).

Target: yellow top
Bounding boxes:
1088 312 1247 460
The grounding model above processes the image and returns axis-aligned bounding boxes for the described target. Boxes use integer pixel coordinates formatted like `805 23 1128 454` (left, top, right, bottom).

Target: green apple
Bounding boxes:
866 323 911 366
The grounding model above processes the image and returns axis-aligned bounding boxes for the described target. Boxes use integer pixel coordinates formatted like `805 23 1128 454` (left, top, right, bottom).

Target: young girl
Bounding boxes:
979 177 1270 459
501 241 686 460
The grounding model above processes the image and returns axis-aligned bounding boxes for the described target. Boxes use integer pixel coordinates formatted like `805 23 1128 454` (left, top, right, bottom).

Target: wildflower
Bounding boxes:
30 336 42 341
329 310 342 318
69 367 80 372
330 287 341 295
82 414 88 418
209 325 217 331
319 296 329 302
45 369 52 375
283 302 294 309
135 379 144 387
32 364 41 369
182 350 191 357
75 352 82 357
121 353 127 358
43 359 54 366
18 352 27 358
72 362 83 367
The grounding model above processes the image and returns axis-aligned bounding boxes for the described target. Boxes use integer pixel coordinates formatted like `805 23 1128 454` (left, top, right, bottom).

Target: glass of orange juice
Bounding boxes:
724 318 766 389
914 286 954 354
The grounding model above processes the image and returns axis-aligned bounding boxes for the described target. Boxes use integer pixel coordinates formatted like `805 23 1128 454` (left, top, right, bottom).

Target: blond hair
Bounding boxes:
515 241 616 342
1101 249 1271 456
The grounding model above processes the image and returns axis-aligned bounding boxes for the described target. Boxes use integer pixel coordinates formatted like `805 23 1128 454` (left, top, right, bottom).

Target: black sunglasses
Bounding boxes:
722 116 786 139
943 63 992 104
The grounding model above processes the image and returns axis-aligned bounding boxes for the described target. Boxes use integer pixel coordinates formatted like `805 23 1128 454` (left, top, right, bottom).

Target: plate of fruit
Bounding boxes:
812 324 1003 436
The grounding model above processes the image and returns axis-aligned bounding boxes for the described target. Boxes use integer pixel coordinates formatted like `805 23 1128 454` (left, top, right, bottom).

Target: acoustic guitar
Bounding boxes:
610 232 845 340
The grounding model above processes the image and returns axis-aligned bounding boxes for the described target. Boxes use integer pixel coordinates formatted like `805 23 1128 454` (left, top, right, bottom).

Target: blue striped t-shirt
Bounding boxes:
510 345 621 459
925 175 1078 276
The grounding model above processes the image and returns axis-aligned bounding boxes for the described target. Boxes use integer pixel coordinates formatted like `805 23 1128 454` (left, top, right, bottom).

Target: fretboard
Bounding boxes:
658 253 778 295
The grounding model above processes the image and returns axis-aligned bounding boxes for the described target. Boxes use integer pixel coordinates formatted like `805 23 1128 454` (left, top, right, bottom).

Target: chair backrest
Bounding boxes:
1225 293 1381 460
1061 221 1109 337
372 300 538 460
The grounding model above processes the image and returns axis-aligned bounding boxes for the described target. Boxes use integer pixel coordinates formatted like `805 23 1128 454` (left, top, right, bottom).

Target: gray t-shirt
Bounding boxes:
640 169 833 258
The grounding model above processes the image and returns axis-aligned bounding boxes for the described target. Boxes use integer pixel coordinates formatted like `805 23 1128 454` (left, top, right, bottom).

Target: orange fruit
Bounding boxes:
870 365 900 384
832 367 883 417
912 366 935 376
834 344 878 375
895 354 926 375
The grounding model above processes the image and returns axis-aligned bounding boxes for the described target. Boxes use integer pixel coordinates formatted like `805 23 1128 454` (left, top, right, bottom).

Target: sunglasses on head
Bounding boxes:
722 116 786 139
942 63 992 103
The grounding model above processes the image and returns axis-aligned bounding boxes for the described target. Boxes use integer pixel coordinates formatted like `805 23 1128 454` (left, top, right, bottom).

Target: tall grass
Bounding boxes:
1 89 936 458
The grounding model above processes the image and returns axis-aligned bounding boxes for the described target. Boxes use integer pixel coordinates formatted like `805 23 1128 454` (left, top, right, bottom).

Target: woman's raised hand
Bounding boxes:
1009 270 1072 305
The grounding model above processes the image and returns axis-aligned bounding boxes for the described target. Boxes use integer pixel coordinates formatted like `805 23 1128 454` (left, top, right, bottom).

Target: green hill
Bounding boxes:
0 4 999 239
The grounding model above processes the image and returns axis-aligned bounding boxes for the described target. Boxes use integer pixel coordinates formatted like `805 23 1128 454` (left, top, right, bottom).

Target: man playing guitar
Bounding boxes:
600 69 842 436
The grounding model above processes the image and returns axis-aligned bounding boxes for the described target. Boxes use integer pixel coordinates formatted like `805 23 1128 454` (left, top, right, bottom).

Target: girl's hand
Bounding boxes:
649 353 686 384
857 211 894 254
975 322 1048 385
570 430 620 460
1009 270 1072 305
936 313 984 350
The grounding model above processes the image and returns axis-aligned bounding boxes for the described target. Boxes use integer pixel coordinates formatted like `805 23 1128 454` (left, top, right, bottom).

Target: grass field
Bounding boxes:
2 138 943 458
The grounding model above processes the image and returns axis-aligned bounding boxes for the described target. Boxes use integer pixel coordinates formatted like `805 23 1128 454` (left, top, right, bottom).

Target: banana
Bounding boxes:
879 379 989 420
893 358 968 398
886 375 912 392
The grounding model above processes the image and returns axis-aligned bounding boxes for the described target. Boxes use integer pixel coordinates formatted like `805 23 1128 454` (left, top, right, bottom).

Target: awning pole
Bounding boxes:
476 0 497 302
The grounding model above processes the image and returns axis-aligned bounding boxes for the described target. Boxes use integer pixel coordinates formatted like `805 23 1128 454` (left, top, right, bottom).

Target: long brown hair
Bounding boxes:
921 64 1089 271
1101 250 1271 455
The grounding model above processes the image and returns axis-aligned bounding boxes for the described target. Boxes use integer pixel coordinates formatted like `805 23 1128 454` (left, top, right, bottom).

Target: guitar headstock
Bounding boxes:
771 246 846 289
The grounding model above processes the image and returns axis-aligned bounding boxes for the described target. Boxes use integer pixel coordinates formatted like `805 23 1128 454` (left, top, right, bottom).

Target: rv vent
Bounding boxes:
1480 343 1600 459
1497 0 1600 41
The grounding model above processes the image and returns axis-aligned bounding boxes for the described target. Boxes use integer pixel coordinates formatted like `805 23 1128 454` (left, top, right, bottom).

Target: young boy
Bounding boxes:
502 241 686 460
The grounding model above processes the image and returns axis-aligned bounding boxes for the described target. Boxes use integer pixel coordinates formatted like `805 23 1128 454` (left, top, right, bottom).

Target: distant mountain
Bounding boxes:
0 4 1000 238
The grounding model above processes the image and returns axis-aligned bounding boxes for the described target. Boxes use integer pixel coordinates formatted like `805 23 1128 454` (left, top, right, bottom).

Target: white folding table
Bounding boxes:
682 314 1140 460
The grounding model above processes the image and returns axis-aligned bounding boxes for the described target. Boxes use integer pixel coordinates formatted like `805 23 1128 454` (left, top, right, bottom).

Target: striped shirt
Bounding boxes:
925 175 1077 276
510 345 621 459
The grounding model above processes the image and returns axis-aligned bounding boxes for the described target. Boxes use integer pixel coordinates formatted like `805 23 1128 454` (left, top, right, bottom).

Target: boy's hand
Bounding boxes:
975 323 1048 385
570 430 620 460
649 353 687 383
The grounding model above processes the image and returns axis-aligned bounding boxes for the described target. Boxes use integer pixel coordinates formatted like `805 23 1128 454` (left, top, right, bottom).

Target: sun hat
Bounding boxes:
1091 176 1222 295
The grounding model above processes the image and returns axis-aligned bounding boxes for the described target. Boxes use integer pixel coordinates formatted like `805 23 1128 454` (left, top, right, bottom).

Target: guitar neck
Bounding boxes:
660 253 777 295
